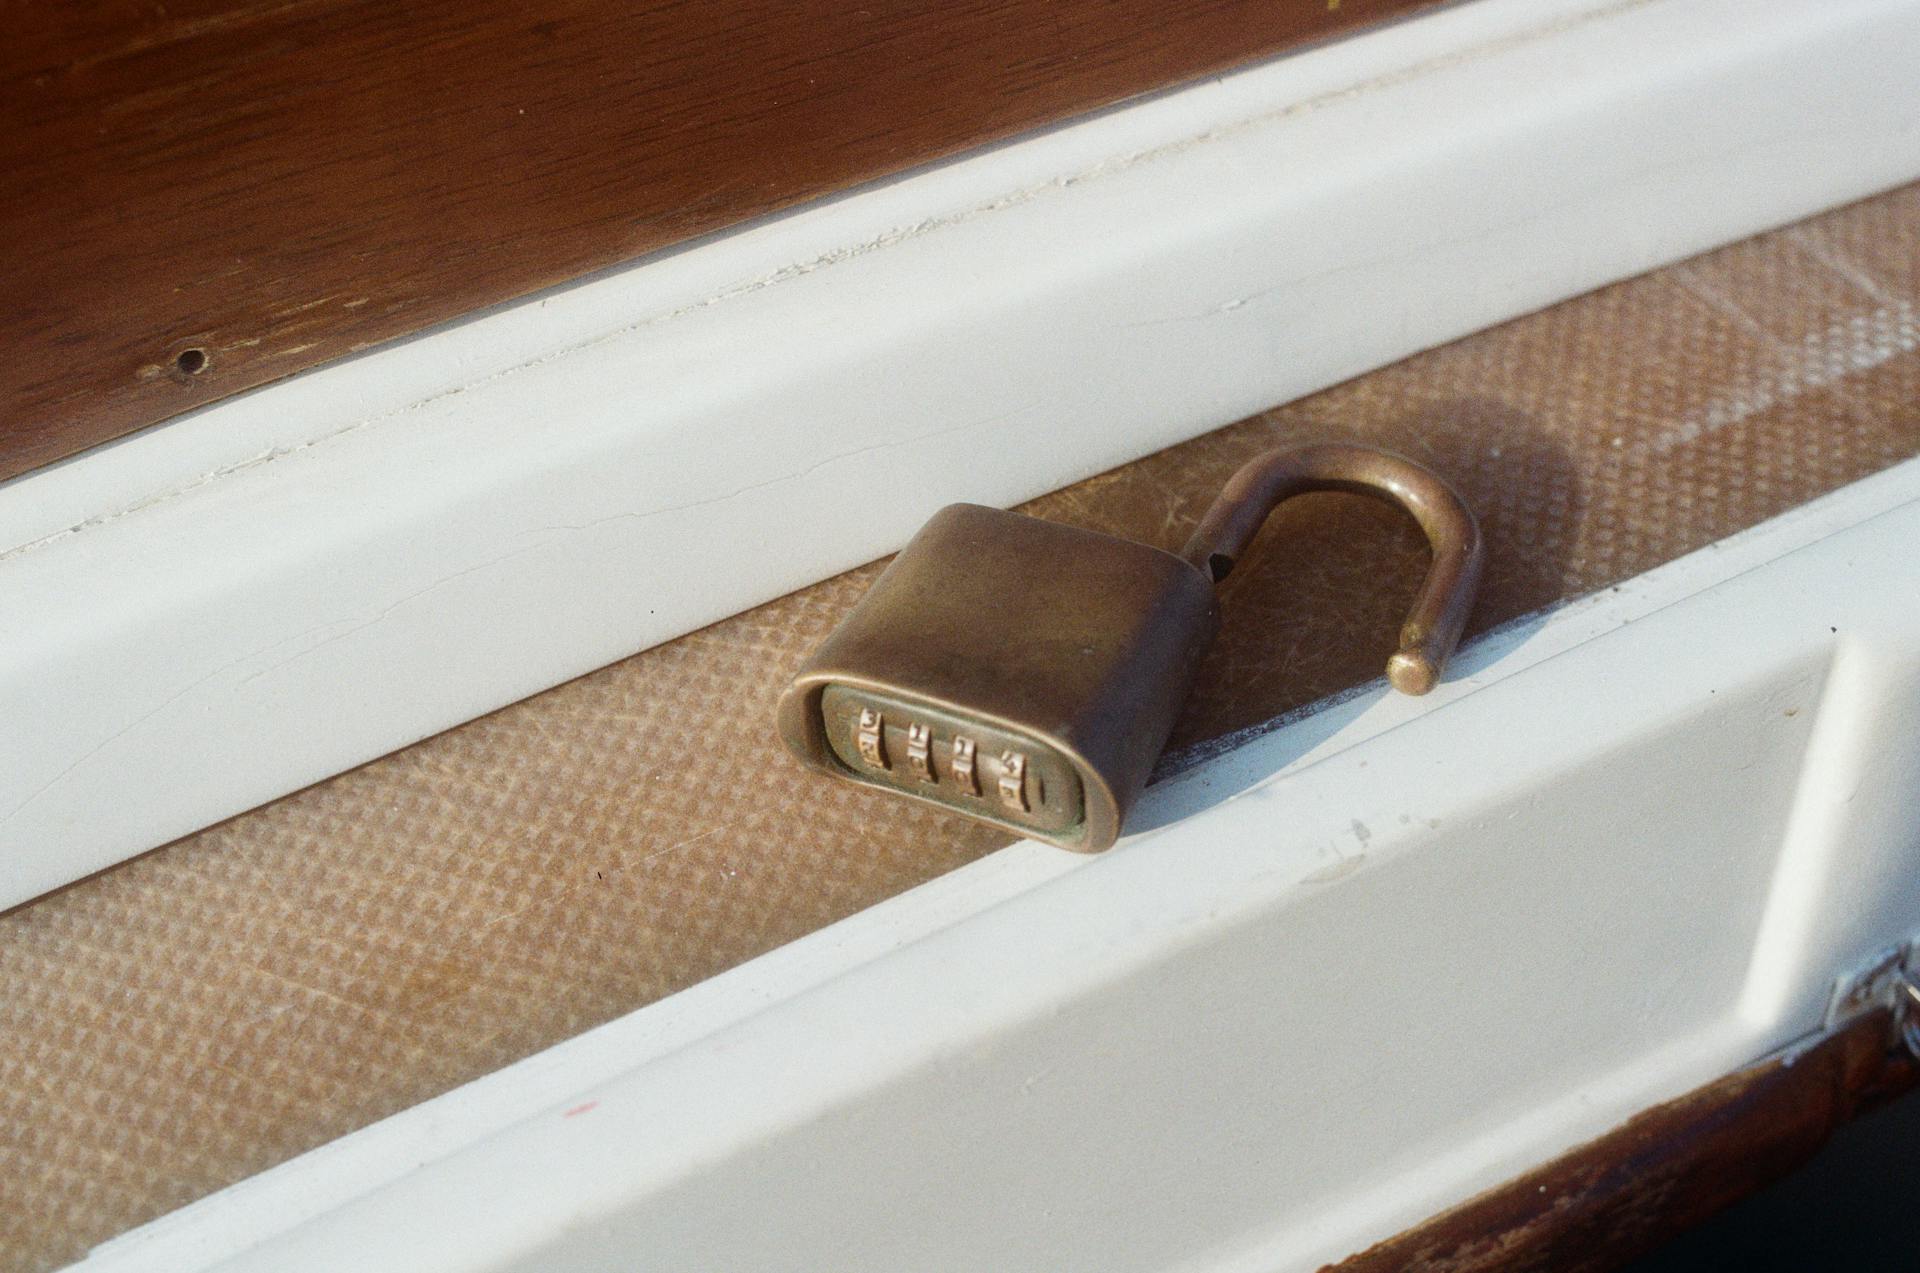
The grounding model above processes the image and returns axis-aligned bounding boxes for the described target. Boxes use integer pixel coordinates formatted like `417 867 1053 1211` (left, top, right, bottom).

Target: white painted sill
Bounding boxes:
78 448 1920 1273
4 0 1919 906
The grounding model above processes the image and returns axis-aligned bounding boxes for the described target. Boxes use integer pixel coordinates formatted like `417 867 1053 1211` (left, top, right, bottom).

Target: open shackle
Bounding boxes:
1180 443 1485 695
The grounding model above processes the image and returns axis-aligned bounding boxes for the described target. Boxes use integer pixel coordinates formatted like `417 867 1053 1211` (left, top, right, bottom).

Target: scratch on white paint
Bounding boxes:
1651 299 1920 456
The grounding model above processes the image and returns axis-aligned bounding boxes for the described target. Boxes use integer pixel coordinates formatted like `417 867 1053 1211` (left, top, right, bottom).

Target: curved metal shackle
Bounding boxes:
1180 443 1485 696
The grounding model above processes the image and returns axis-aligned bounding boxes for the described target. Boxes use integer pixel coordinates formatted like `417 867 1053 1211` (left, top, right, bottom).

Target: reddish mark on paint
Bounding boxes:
563 1100 599 1118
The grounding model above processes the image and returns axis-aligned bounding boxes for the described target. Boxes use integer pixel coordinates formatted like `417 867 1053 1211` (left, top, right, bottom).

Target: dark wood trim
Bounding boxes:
1 0 1441 482
1325 1011 1919 1273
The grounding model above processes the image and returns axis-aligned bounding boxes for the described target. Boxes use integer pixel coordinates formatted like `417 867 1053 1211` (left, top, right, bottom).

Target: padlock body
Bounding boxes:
777 503 1217 850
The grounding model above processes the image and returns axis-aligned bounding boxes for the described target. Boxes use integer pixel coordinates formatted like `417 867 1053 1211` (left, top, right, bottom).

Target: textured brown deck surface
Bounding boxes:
3 183 1919 1269
0 0 1433 481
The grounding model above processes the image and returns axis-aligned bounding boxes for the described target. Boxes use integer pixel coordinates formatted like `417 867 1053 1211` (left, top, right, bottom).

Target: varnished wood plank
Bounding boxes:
1327 1012 1919 1273
0 0 1437 481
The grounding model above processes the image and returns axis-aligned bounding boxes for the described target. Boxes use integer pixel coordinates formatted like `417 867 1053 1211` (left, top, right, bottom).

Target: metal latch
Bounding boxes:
777 443 1484 851
1826 937 1920 1058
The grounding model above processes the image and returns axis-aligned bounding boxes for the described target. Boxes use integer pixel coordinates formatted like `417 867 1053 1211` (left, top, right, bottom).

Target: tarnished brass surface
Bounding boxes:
779 503 1216 850
783 447 1480 849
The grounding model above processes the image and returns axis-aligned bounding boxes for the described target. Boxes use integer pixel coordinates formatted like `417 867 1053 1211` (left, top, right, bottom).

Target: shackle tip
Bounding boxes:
1386 649 1439 696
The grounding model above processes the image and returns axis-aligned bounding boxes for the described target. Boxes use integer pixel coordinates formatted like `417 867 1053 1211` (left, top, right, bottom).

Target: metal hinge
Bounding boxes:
1826 936 1920 1058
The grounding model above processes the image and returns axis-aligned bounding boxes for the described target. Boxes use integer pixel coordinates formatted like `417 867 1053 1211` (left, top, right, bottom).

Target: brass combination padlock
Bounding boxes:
777 444 1483 851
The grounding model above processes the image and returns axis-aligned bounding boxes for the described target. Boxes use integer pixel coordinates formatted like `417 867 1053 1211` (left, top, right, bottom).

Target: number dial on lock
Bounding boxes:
817 686 1078 833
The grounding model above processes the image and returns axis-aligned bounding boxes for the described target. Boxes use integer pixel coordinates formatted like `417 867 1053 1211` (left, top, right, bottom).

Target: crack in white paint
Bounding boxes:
0 542 553 827
526 405 1040 538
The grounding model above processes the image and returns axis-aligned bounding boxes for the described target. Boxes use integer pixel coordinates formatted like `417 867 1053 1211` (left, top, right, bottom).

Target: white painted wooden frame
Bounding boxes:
4 0 1919 906
78 451 1920 1272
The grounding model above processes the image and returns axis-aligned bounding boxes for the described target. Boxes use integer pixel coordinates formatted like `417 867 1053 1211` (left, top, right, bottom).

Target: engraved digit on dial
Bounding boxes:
906 722 935 783
951 736 978 795
998 749 1028 812
855 707 887 768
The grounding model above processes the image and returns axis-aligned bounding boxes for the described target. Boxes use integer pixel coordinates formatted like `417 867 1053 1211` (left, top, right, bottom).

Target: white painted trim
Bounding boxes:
5 0 1919 905
79 455 1920 1273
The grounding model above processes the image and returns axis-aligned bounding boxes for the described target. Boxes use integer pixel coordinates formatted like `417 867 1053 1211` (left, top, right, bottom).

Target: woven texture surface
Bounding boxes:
5 183 1920 1268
